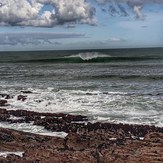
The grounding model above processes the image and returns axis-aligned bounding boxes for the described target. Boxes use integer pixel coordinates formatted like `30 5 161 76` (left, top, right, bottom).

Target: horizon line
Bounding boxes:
0 46 163 53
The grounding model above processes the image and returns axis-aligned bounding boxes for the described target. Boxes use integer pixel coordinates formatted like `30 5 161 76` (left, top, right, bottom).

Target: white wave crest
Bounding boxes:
68 52 110 60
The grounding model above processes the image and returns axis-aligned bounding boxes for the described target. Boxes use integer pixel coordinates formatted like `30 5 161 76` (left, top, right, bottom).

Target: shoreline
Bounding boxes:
0 108 163 162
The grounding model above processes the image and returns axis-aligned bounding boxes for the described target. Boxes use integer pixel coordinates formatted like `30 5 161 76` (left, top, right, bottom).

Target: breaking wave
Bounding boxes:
0 51 161 63
67 52 110 61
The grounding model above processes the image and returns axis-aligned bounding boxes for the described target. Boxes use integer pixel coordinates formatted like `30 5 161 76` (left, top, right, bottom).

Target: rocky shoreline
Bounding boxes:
0 108 163 163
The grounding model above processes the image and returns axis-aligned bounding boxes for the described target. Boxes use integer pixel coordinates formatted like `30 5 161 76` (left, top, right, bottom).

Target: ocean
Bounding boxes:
0 47 163 129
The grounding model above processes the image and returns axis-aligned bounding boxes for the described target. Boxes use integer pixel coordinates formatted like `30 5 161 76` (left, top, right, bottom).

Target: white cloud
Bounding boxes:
133 5 144 20
0 0 162 27
0 0 42 25
0 0 96 27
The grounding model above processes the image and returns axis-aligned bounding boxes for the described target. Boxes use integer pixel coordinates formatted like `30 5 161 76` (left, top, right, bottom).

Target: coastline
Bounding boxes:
0 108 163 163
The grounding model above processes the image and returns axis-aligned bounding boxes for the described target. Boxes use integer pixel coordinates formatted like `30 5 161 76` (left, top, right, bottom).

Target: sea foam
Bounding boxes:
2 88 163 127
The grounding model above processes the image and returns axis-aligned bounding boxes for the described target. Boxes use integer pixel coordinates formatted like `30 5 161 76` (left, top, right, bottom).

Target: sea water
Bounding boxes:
0 48 163 128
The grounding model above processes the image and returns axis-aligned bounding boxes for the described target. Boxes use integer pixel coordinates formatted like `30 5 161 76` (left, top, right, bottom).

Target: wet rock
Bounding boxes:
62 114 88 122
21 91 32 94
0 108 8 114
6 154 22 162
0 108 163 139
0 114 10 121
9 110 33 117
0 94 12 99
86 92 98 95
17 95 27 101
0 131 14 142
0 108 10 122
0 99 8 106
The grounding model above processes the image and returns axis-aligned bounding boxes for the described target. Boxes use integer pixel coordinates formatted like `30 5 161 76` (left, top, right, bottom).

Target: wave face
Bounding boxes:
0 47 163 63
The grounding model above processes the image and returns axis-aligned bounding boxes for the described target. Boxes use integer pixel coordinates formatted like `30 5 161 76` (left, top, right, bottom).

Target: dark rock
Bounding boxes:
9 110 31 117
0 132 14 142
0 94 12 99
0 99 8 106
62 114 88 122
0 114 10 121
86 92 98 96
17 95 27 101
0 108 8 114
6 154 22 161
21 91 32 94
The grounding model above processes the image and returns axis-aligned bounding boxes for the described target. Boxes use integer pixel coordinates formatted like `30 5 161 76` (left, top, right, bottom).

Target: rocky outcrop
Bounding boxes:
0 108 163 137
0 108 163 162
0 127 162 163
0 108 88 124
0 108 162 136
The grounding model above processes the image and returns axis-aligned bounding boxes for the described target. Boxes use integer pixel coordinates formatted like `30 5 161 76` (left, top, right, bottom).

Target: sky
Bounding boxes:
0 0 163 51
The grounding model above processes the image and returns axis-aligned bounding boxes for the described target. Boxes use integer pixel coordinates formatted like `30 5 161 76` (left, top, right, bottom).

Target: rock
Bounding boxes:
0 108 8 114
6 154 22 161
144 132 163 143
63 114 88 122
21 91 32 94
0 120 163 163
0 99 8 106
23 148 96 163
17 95 27 101
0 114 10 121
0 131 14 142
65 133 90 150
9 110 32 117
0 94 12 99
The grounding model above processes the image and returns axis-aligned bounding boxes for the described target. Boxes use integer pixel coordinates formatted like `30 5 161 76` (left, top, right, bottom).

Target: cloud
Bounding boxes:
97 0 163 19
96 0 163 4
108 37 126 42
0 32 85 46
0 0 96 27
133 5 144 20
0 0 162 27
